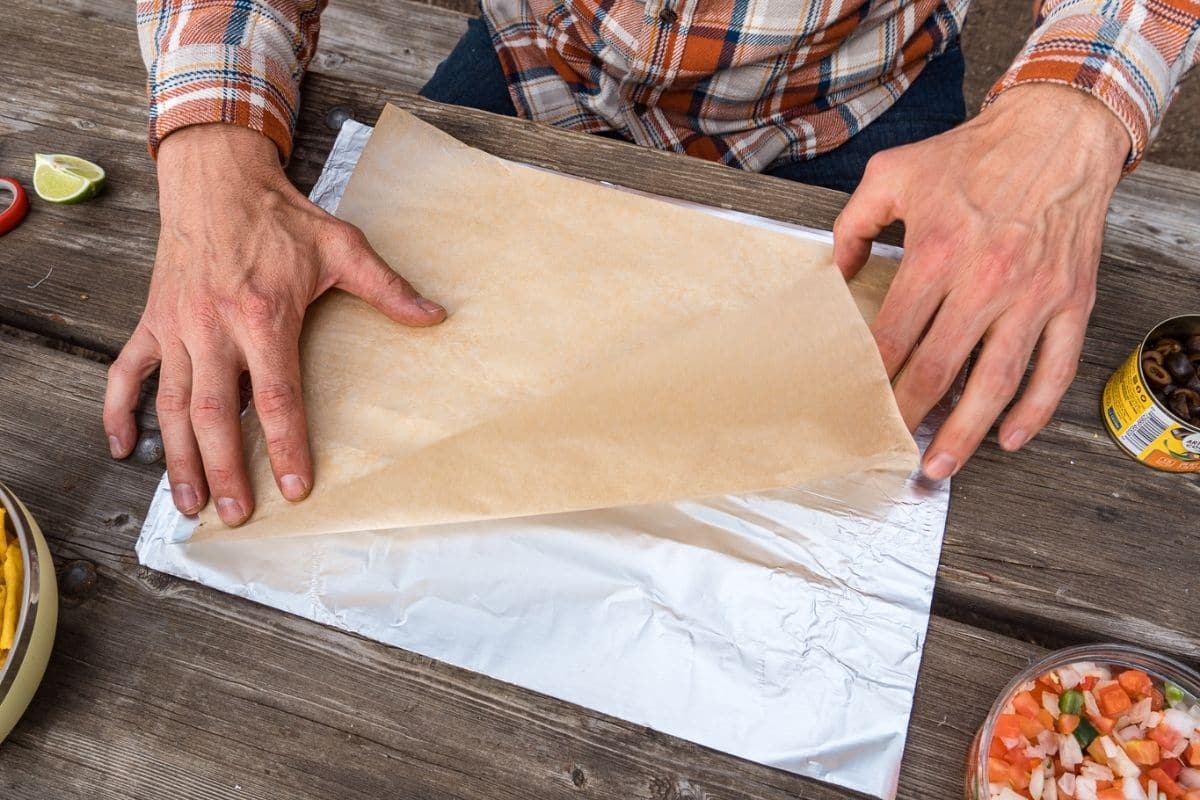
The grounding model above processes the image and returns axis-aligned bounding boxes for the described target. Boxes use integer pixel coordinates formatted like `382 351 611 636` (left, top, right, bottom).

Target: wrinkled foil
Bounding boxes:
137 120 949 800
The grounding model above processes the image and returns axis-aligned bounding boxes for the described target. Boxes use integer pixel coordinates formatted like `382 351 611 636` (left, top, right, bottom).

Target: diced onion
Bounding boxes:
1059 667 1082 690
1099 736 1142 778
1030 764 1045 800
1059 733 1084 769
1123 775 1149 800
1084 690 1101 718
1129 697 1152 726
1116 725 1140 742
1037 730 1060 756
1147 712 1163 729
1080 762 1114 782
1148 780 1159 800
1181 767 1200 790
1076 775 1099 800
1164 708 1196 737
1044 692 1062 719
1059 773 1076 797
1044 766 1059 800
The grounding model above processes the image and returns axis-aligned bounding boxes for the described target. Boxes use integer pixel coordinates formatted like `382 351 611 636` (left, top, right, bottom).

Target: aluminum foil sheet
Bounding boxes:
137 120 950 799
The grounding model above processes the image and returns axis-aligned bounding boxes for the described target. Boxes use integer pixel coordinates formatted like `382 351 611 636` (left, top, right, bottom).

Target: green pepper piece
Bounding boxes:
1073 717 1099 748
1165 683 1185 706
1060 689 1085 715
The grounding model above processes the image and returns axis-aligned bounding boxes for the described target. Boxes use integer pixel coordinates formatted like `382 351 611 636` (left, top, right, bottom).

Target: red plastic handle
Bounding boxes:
0 177 30 236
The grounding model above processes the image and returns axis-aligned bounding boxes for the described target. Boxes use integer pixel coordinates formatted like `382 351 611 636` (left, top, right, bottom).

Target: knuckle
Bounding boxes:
265 435 302 464
156 387 191 416
254 381 300 419
976 358 1025 398
190 393 230 428
910 357 953 394
237 286 286 330
1044 356 1080 391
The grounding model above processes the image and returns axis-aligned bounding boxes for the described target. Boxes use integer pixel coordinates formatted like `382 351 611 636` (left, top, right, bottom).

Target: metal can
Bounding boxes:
1101 314 1200 472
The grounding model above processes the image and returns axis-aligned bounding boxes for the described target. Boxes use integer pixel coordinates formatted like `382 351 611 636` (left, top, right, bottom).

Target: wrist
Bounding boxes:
157 124 288 207
981 84 1131 178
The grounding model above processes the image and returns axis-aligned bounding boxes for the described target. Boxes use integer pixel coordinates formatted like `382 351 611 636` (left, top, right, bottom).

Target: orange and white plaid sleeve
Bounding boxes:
136 0 328 160
985 0 1200 170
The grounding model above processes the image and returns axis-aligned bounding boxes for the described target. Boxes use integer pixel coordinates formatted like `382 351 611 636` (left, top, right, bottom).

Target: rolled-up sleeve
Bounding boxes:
136 0 327 160
984 0 1200 171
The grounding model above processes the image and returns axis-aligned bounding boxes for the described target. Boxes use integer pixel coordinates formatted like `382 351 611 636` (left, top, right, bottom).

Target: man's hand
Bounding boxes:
104 124 446 525
833 84 1130 479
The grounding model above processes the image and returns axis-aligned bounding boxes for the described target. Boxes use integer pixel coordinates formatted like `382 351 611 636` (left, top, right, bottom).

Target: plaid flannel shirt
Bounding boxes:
137 0 1199 170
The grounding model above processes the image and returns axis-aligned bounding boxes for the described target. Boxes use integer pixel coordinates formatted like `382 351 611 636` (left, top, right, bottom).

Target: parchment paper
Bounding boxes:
195 106 916 540
138 118 953 799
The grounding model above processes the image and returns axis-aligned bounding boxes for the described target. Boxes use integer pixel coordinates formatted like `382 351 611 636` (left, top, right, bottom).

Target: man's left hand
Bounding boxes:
833 83 1131 479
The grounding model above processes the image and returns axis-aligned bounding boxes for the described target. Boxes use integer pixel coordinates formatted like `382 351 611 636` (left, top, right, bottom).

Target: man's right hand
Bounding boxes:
103 124 446 526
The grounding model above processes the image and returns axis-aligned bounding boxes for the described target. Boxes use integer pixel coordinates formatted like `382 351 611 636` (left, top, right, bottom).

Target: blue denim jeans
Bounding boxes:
419 15 967 193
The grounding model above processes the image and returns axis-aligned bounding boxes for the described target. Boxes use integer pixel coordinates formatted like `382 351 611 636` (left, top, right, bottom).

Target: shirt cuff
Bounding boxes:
146 43 301 161
983 14 1174 171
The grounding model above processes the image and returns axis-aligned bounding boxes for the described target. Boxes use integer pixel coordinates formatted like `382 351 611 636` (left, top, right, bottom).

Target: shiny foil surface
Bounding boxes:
137 121 950 799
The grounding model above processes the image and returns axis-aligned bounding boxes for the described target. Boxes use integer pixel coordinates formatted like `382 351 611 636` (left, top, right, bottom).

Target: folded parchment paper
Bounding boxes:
192 106 916 541
139 114 951 799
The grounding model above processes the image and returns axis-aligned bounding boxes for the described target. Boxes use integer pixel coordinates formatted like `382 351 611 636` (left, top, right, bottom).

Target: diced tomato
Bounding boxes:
1087 713 1116 735
1183 791 1200 800
1014 691 1042 719
988 756 1011 782
1156 758 1183 781
1186 741 1200 767
1081 676 1100 691
1019 715 1047 739
1152 688 1166 712
1097 788 1124 800
1038 672 1061 693
990 735 1008 758
1098 683 1134 717
1150 723 1184 751
1005 745 1028 767
1089 738 1110 765
1125 739 1161 765
1039 709 1057 731
1119 669 1154 698
1058 714 1081 734
1148 767 1186 800
995 714 1024 740
1009 765 1031 791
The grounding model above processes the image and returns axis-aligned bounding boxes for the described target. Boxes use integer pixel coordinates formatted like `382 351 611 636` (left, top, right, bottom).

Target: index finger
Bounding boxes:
104 325 160 458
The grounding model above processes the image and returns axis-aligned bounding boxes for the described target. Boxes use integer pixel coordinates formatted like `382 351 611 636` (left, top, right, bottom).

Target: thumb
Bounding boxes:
334 237 447 327
831 159 900 281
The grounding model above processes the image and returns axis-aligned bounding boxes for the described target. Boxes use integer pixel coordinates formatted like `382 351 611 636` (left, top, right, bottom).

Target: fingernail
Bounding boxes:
216 497 246 526
109 436 125 458
1004 428 1030 451
922 452 959 480
416 297 444 314
280 473 309 501
172 483 200 515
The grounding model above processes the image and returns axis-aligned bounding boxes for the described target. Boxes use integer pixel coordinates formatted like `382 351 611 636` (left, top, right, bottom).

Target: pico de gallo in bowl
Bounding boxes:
968 645 1200 800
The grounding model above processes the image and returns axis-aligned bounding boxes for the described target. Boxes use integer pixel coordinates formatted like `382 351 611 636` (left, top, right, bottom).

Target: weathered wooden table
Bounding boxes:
2 1 1198 797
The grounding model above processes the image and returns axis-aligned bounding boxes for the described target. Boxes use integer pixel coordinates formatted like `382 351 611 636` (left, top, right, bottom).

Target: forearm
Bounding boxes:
136 0 328 160
986 0 1200 171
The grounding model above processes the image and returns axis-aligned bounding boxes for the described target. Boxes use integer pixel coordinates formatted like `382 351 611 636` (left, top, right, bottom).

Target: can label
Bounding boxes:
1102 349 1200 472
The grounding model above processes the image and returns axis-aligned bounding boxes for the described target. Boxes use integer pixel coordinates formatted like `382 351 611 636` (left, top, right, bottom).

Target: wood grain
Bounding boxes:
0 332 1038 800
3 1 1200 660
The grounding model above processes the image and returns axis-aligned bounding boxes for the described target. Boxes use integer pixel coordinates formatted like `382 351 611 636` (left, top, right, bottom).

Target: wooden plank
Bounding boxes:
3 1 1200 660
46 0 470 93
0 332 1037 799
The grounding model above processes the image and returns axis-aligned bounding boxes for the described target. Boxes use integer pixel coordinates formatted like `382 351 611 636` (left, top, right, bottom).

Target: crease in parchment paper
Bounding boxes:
191 106 917 542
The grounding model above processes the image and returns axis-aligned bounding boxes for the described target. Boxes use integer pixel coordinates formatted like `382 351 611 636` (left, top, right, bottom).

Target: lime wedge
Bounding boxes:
33 153 106 204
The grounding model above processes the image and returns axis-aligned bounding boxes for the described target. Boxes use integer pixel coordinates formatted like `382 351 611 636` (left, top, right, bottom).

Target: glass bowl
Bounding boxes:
966 643 1200 800
0 481 59 742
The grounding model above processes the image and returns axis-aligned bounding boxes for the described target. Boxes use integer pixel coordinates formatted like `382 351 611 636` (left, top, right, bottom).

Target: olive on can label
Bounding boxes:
1101 314 1200 472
